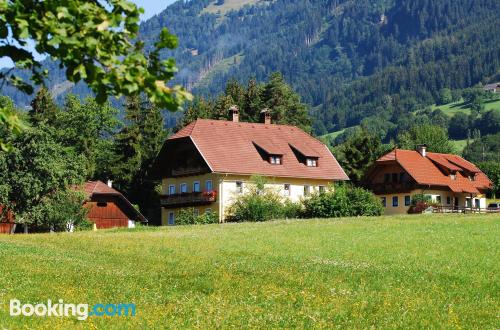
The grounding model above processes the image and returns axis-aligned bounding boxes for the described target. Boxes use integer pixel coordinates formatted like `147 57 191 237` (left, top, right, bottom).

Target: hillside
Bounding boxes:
0 215 498 328
1 0 499 135
430 98 500 117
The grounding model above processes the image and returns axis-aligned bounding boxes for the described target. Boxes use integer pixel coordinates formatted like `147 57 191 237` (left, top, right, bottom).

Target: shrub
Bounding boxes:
197 212 219 225
226 176 290 222
347 186 385 216
227 190 284 222
411 194 432 205
176 208 218 225
302 184 383 218
282 200 302 219
409 194 434 213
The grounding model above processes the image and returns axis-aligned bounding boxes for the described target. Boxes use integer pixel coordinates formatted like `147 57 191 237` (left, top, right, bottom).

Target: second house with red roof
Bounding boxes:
153 107 349 224
363 145 492 214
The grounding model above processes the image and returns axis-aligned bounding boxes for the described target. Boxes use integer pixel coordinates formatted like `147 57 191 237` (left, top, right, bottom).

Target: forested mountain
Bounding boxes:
2 0 499 135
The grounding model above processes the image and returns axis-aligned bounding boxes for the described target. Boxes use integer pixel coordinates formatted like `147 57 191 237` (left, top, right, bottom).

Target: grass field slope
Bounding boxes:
431 98 500 117
0 215 499 328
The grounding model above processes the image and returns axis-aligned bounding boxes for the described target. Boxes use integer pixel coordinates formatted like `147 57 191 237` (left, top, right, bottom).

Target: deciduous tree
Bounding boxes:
0 0 191 145
397 124 455 154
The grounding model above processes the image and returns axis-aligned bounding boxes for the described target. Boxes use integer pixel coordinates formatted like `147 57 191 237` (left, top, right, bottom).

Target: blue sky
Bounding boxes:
134 0 177 20
0 0 176 68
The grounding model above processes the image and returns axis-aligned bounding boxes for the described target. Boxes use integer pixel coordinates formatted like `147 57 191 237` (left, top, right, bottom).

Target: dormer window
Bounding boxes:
450 174 456 180
289 143 320 167
270 155 282 165
306 158 318 167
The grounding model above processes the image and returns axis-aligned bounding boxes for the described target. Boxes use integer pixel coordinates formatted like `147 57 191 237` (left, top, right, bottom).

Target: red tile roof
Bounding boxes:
169 119 349 180
376 149 492 194
82 181 120 197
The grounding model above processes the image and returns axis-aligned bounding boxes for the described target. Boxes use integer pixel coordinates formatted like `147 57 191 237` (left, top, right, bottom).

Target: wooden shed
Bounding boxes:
0 205 15 234
82 181 147 229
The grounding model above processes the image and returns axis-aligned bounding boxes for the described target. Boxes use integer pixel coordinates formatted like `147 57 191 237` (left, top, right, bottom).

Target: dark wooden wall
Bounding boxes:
85 201 130 229
0 206 14 234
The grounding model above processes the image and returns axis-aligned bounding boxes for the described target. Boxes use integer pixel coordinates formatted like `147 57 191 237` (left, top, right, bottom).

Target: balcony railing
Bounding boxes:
367 182 416 194
160 191 217 208
171 167 206 177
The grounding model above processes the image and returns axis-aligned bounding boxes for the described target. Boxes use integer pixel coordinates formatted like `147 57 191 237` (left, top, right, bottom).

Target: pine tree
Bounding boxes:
336 129 384 183
112 95 169 224
244 78 263 122
176 73 312 132
140 101 166 163
262 72 311 132
29 87 58 124
112 95 143 192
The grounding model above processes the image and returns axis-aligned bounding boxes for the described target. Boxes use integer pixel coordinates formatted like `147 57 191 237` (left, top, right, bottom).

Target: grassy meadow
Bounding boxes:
0 214 499 329
203 0 259 15
430 98 500 116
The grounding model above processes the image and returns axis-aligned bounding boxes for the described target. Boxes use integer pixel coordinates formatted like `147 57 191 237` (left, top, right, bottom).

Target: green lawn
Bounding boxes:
451 139 469 153
0 214 499 328
431 98 500 117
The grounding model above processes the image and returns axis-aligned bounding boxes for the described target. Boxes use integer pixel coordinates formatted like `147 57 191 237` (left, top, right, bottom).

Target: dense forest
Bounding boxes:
2 0 499 137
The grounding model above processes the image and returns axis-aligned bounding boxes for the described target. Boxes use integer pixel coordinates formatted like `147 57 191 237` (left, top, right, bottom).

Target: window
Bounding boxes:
450 174 456 180
306 158 318 167
304 185 310 196
404 195 411 206
474 199 480 209
436 195 442 204
193 181 200 193
284 184 291 196
270 155 282 165
466 198 472 208
319 185 326 194
180 183 188 194
392 173 398 183
206 180 213 191
169 184 176 195
168 212 175 225
384 173 390 183
236 181 243 194
447 196 451 205
392 196 399 207
399 172 406 183
381 197 387 207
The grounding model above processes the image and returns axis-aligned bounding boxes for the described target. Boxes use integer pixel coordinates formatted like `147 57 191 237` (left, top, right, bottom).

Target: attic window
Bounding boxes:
306 158 318 167
270 155 282 165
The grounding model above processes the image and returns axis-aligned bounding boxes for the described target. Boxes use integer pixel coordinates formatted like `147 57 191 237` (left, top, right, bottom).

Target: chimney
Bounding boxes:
107 180 113 188
260 108 271 125
229 105 239 122
416 144 427 157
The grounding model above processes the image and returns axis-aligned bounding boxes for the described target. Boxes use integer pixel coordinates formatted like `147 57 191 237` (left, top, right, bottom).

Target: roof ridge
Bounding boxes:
194 118 301 129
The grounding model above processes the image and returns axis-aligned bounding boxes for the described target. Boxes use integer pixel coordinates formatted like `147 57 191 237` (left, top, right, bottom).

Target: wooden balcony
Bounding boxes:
171 166 206 177
160 191 217 208
367 182 416 194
